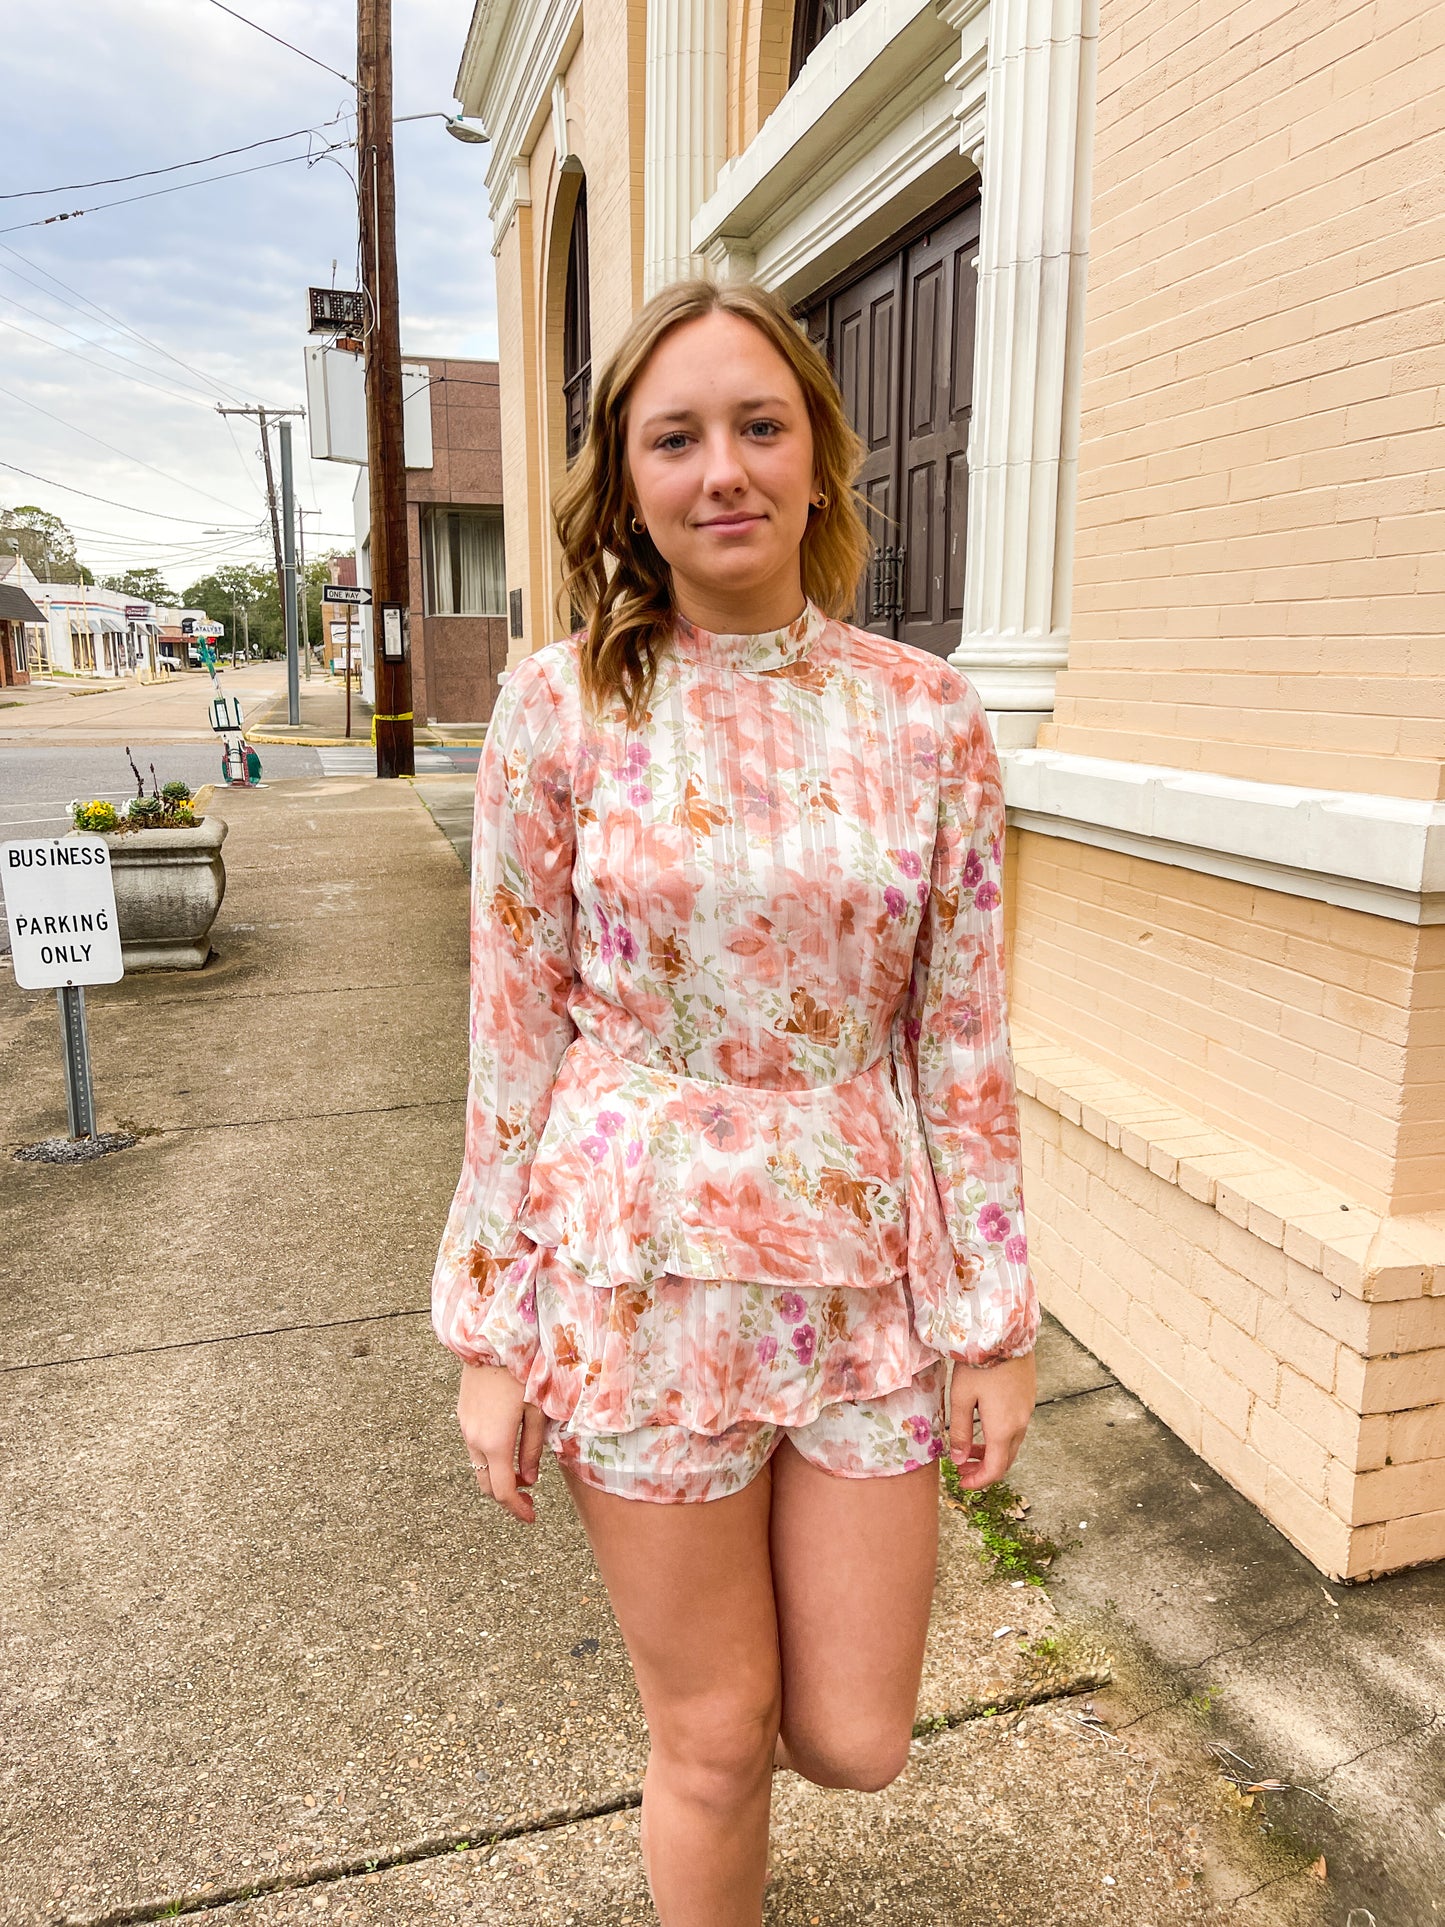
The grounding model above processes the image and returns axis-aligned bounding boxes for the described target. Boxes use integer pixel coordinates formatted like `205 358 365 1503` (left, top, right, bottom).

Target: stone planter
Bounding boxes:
102 816 228 971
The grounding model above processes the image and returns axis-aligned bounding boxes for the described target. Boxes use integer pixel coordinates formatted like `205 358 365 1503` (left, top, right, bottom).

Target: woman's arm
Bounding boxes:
900 673 1040 1480
432 652 577 1378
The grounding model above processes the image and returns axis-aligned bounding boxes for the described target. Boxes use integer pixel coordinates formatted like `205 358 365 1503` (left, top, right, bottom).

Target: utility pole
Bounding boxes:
280 422 299 726
357 0 415 778
216 404 305 722
298 507 321 681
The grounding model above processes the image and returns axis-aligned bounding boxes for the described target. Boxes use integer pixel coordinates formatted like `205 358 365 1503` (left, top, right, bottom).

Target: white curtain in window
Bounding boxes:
457 512 505 615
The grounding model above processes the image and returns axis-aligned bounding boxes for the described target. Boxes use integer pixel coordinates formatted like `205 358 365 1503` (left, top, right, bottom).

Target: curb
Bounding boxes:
249 734 375 748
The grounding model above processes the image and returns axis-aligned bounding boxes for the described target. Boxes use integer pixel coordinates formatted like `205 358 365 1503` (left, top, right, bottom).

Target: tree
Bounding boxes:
0 504 91 583
101 567 176 604
182 549 355 663
183 564 282 658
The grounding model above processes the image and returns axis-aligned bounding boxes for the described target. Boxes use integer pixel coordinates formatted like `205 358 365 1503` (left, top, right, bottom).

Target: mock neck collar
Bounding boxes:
670 598 825 675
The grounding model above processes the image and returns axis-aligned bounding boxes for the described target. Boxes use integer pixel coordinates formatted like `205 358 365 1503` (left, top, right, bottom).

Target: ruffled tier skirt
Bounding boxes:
463 1242 943 1437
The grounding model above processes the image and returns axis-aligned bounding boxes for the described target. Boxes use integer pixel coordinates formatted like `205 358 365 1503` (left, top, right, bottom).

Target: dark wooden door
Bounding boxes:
827 252 903 633
802 193 979 658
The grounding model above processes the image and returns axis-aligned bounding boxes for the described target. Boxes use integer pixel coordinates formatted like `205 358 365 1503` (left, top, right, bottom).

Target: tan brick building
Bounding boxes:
453 0 1444 1577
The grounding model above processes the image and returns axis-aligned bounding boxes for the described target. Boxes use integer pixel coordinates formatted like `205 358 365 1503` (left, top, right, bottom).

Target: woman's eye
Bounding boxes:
745 420 781 438
657 432 690 451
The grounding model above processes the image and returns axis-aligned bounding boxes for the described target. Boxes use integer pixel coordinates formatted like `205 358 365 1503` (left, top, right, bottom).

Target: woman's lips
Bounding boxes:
699 514 763 531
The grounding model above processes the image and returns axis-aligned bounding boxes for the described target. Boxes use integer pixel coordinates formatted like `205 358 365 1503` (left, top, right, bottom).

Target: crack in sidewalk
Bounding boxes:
3 1307 430 1376
3 1093 464 1154
57 1678 1113 1925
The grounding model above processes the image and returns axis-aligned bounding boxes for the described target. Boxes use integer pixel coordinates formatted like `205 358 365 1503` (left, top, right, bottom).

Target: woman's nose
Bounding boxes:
700 433 749 495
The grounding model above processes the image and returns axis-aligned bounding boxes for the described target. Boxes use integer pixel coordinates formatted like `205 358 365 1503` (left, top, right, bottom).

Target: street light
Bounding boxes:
392 111 489 144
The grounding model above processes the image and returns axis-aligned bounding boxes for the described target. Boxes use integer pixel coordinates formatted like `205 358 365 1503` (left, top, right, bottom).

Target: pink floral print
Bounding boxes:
549 1362 950 1504
432 598 1038 1430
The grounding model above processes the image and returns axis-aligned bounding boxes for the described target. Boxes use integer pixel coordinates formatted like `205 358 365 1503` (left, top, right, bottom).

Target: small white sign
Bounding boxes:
1 836 124 989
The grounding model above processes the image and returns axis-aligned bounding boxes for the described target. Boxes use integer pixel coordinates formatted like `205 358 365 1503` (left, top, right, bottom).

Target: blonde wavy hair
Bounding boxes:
553 277 872 723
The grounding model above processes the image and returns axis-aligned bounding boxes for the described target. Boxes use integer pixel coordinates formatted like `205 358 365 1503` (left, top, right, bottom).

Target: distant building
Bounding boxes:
0 559 44 686
348 355 507 726
0 562 205 677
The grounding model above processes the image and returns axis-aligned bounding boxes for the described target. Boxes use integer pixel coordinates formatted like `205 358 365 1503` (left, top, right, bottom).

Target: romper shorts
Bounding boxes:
546 1359 949 1504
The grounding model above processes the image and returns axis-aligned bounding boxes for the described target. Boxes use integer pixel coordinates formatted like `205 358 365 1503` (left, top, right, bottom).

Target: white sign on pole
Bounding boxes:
1 836 124 989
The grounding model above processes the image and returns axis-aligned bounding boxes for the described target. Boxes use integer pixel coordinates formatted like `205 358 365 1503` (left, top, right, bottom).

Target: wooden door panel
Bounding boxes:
801 194 977 648
898 201 979 657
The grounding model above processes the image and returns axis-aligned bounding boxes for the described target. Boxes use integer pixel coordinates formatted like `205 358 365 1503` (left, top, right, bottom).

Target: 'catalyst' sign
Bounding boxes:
1 836 124 989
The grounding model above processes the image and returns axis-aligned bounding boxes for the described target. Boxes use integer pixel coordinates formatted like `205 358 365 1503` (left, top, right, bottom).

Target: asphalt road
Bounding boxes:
0 744 326 842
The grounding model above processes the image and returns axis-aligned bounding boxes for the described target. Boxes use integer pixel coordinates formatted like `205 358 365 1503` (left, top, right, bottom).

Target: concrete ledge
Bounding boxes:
1004 748 1445 924
1013 1024 1445 1579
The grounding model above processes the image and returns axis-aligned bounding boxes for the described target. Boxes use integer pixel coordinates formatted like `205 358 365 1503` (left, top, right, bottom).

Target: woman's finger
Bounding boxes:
485 1442 535 1524
518 1403 546 1490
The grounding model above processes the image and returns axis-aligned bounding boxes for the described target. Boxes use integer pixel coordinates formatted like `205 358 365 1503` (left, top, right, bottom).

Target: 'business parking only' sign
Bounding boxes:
1 836 123 989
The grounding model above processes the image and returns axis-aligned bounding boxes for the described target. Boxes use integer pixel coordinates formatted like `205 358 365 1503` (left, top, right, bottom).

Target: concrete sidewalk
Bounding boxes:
0 663 283 748
0 773 1381 1925
246 669 375 747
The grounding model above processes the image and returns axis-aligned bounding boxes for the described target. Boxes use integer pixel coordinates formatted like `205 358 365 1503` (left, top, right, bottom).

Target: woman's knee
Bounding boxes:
779 1721 913 1794
650 1687 782 1809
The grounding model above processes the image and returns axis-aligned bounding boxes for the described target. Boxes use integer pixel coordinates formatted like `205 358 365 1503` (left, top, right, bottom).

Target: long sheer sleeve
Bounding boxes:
898 676 1039 1368
431 652 578 1371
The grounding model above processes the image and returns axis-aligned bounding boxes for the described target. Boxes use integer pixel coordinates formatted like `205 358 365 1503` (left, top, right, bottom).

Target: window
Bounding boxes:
563 180 592 464
789 0 870 83
421 508 506 617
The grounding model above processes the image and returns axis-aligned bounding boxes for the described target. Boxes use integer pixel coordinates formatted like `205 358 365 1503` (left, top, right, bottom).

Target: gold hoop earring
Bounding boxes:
812 492 828 510
631 515 645 534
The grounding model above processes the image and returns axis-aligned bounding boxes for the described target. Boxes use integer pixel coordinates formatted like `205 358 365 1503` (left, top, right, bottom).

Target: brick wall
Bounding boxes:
729 0 794 155
1019 1062 1445 1579
1009 829 1440 1214
1045 0 1445 802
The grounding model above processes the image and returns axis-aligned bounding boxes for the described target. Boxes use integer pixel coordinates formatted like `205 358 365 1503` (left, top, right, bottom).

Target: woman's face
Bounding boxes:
623 310 817 623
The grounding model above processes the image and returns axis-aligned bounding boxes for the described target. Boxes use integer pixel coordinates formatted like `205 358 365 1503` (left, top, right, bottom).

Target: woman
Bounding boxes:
433 277 1039 1926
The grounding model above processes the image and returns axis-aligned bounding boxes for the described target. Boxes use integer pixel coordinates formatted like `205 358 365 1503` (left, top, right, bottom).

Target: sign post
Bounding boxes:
1 835 124 1140
322 585 371 743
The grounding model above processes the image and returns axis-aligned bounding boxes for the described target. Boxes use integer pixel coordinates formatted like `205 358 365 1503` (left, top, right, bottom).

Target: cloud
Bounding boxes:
0 0 497 586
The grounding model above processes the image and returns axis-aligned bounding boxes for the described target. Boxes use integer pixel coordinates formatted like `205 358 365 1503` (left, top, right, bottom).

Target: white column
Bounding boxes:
951 0 1098 746
643 0 729 299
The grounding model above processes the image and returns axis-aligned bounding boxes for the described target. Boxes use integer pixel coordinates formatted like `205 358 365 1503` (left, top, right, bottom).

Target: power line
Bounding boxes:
0 288 229 407
0 458 257 524
0 244 253 407
0 316 216 412
0 145 352 240
204 0 357 89
0 118 348 201
0 384 254 517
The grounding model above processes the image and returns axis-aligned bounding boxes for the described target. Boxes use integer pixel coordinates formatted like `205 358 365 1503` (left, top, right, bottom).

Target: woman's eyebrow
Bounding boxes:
637 394 795 432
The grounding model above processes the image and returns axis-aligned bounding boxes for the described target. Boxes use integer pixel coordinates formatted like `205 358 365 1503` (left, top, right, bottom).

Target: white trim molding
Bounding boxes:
950 0 1099 731
456 0 583 252
691 0 982 300
1003 748 1445 925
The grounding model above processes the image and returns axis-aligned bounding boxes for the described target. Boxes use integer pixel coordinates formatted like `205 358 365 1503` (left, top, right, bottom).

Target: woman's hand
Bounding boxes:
948 1352 1037 1491
457 1363 547 1523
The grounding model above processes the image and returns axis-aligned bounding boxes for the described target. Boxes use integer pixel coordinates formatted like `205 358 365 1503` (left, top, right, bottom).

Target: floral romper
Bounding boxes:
432 599 1039 1502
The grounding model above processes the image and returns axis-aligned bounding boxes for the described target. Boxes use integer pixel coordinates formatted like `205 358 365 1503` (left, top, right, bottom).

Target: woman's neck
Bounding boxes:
669 565 807 637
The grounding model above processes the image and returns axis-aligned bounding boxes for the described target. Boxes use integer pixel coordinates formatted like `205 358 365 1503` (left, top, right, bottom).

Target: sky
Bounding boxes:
0 0 496 596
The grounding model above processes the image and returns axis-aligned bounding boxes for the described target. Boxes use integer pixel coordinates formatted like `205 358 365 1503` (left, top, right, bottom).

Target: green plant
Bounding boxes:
161 779 193 803
71 798 120 833
941 1460 1061 1585
127 794 165 825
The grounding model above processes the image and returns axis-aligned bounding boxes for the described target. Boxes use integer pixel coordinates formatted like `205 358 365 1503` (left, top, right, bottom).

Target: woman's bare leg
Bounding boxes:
769 1442 939 1789
561 1462 781 1927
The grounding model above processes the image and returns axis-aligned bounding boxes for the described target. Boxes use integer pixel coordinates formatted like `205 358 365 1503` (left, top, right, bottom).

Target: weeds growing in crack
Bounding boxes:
940 1463 1063 1584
